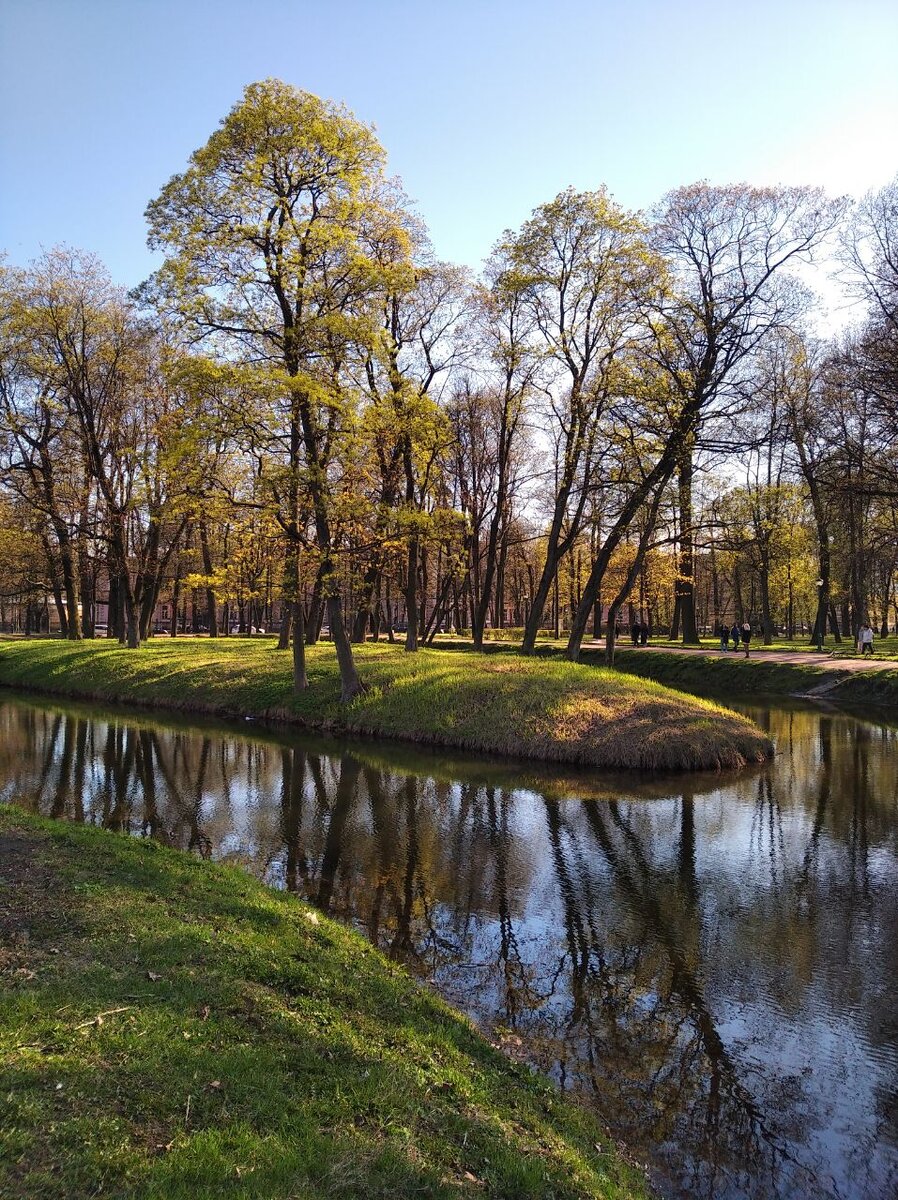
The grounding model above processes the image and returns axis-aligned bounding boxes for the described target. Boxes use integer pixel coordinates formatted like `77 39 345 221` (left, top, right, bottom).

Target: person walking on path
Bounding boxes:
719 623 730 651
631 620 641 646
741 622 752 658
859 623 875 655
640 622 648 645
730 622 741 652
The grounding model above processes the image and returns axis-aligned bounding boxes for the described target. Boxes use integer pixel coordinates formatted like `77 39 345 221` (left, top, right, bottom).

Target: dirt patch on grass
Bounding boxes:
0 829 57 962
1 825 88 992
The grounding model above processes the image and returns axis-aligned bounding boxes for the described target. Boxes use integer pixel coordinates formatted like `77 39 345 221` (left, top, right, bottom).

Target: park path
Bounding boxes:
587 641 898 673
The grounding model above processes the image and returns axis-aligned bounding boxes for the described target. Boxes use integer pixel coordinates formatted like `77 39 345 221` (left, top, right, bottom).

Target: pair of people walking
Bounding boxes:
720 621 752 656
858 623 875 655
630 621 649 646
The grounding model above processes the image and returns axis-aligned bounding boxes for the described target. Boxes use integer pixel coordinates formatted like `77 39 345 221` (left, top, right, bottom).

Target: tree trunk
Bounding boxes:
198 515 218 638
352 561 381 642
384 575 395 643
811 547 830 648
828 601 842 641
292 601 308 693
880 558 894 638
79 548 95 638
170 575 180 638
521 470 575 653
522 550 558 653
42 535 69 637
305 565 325 645
676 447 699 644
404 535 419 652
278 605 292 649
565 460 670 661
758 545 774 645
55 525 81 640
277 544 294 649
600 493 664 667
328 593 364 701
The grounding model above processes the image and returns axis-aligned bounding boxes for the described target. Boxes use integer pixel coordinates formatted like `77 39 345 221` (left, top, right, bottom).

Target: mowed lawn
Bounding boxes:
0 638 772 771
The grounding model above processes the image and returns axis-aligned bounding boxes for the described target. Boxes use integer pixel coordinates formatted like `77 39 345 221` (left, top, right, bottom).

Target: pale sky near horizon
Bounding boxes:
1 0 897 300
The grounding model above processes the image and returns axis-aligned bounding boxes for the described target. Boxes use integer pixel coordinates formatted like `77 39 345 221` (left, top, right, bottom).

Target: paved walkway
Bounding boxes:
588 641 898 673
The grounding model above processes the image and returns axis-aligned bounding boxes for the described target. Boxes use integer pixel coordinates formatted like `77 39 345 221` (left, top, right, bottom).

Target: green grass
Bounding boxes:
431 630 898 660
0 638 771 771
0 809 651 1200
594 648 898 704
646 634 898 660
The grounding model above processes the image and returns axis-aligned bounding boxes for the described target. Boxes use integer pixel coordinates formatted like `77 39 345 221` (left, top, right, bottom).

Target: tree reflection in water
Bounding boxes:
2 694 897 1200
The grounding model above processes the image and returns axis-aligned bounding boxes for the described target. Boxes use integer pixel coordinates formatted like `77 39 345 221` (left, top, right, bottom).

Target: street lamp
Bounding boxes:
815 579 824 652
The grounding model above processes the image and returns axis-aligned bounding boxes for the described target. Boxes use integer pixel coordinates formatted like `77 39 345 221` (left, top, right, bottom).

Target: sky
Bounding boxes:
1 0 897 297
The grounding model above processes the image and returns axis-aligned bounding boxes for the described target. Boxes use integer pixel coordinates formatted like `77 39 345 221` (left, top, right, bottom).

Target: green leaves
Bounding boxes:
145 79 396 363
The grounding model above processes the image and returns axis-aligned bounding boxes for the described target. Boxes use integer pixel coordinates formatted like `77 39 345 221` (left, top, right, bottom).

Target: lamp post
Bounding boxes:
815 579 824 652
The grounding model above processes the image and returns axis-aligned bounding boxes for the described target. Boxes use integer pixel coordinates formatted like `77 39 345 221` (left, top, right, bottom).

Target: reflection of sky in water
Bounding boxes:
2 694 897 1200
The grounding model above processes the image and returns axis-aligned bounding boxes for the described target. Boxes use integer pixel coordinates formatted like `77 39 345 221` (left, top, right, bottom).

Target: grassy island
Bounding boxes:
0 638 771 772
0 809 649 1200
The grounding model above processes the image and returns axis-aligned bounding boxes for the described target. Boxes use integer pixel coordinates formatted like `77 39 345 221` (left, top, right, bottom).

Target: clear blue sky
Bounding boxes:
1 0 897 289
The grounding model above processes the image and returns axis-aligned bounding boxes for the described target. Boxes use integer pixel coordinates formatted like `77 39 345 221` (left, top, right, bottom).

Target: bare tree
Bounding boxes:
649 182 847 643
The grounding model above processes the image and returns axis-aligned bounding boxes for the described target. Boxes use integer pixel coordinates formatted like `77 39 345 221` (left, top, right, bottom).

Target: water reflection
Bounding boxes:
2 693 897 1200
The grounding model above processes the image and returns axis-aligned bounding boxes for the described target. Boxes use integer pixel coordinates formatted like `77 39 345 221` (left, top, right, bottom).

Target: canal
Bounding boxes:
2 691 896 1199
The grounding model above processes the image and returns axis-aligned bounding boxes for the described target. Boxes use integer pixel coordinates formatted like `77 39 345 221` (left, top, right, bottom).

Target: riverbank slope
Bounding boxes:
0 808 649 1199
0 639 772 771
598 647 898 704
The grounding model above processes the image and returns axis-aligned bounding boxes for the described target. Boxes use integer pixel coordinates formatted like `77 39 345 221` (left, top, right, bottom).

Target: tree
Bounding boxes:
360 243 469 652
563 348 692 661
495 188 658 654
0 262 84 638
466 259 539 650
841 174 898 335
10 250 152 647
649 182 847 644
145 79 407 700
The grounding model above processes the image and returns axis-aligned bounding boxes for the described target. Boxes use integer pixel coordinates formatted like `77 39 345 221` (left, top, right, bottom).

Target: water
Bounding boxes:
2 690 897 1199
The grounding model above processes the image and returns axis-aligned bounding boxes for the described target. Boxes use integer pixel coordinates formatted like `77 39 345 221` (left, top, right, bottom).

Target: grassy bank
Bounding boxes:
0 809 650 1199
0 638 771 771
594 648 898 704
645 634 898 660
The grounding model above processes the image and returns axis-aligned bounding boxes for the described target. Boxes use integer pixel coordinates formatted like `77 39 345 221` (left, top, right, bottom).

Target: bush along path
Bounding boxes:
0 809 651 1200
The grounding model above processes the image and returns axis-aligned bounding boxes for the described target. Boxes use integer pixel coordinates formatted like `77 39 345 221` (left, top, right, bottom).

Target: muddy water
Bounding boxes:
2 691 896 1199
